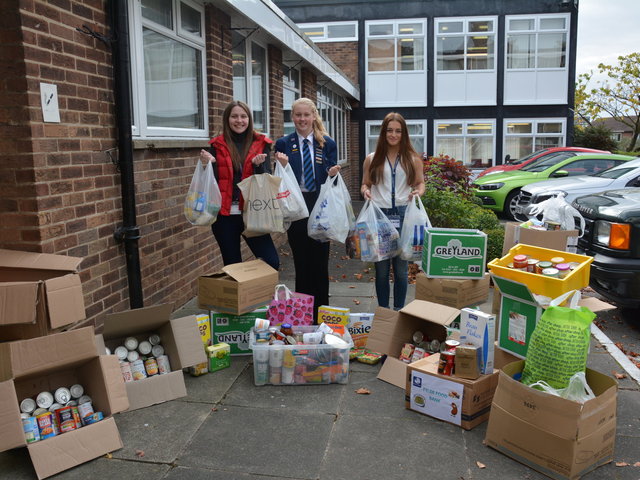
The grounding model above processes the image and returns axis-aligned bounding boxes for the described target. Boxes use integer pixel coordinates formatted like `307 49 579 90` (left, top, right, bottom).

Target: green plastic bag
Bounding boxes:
521 290 596 389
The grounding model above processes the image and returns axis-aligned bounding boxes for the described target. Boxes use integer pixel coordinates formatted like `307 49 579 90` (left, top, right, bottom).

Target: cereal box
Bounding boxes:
347 312 374 348
318 305 350 326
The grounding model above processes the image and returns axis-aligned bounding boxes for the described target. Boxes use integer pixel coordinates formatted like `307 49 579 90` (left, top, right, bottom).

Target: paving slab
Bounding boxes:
162 465 286 480
180 356 251 404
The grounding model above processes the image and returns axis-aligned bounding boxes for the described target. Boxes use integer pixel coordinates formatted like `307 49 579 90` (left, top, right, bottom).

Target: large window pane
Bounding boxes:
251 43 266 131
537 33 566 68
436 138 464 160
507 34 535 68
398 37 424 71
505 137 533 160
368 38 395 71
232 32 246 103
466 137 493 168
437 36 464 70
143 28 202 128
467 35 494 70
141 0 172 28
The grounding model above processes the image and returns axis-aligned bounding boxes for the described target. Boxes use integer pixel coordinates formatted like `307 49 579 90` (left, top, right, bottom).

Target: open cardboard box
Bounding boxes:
502 222 579 256
96 303 206 411
198 259 278 315
485 360 617 479
415 272 490 309
0 248 86 341
0 327 128 479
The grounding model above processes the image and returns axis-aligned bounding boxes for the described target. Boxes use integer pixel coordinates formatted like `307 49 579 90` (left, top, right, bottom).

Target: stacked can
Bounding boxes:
115 332 171 383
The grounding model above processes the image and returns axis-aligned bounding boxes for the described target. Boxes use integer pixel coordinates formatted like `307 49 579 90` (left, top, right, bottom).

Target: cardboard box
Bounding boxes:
196 313 211 347
347 313 374 348
492 275 614 359
485 361 617 480
0 327 128 479
198 259 278 315
455 345 482 379
98 303 206 411
207 342 231 372
459 308 495 374
415 272 490 308
0 248 86 341
422 228 487 279
405 347 518 430
210 307 268 355
502 222 579 256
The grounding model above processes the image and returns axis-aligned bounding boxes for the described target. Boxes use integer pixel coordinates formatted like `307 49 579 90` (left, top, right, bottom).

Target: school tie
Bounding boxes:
302 138 315 191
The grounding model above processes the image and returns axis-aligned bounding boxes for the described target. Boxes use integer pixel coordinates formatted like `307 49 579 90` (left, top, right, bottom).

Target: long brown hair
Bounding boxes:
292 97 328 148
369 112 418 185
222 100 255 171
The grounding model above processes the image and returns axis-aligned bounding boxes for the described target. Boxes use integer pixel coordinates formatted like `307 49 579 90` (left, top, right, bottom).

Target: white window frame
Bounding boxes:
365 18 427 74
128 0 208 139
435 16 497 72
505 13 569 71
365 119 427 157
282 64 301 136
298 21 358 42
503 118 567 160
317 85 349 164
434 119 496 168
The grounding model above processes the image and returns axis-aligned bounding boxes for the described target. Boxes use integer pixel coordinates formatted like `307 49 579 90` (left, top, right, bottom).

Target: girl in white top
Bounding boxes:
360 112 425 310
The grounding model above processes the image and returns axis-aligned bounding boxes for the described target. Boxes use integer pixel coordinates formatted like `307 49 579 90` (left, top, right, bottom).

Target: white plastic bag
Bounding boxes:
237 173 286 237
527 195 585 236
528 371 596 403
307 173 351 243
399 197 431 261
274 161 308 223
355 200 400 262
184 160 222 226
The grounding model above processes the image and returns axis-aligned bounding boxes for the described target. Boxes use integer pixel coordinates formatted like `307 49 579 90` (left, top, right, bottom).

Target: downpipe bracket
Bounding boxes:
114 225 141 243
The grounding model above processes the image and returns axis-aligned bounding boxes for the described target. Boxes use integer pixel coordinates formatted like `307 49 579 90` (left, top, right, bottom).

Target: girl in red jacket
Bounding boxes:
200 101 287 270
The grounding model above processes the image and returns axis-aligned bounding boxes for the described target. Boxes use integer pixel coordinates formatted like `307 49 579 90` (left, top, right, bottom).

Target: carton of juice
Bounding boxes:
207 342 231 372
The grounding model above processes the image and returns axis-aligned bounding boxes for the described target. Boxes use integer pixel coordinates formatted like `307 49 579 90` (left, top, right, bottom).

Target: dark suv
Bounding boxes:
572 188 640 307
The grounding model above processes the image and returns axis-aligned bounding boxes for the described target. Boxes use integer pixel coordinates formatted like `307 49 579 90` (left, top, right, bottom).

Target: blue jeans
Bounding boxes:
375 205 408 310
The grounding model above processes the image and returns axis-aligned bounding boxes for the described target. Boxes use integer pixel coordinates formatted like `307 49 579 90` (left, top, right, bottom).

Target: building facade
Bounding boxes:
0 0 359 328
275 0 579 174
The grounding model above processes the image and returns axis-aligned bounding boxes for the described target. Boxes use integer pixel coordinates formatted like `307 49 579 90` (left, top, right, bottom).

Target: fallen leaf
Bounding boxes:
353 299 361 305
355 387 371 395
340 255 349 260
105 453 113 459
615 461 629 467
135 449 145 458
336 264 342 269
476 461 486 469
634 461 640 467
342 274 347 279
349 285 355 289
613 371 627 380
211 407 218 412
354 273 363 280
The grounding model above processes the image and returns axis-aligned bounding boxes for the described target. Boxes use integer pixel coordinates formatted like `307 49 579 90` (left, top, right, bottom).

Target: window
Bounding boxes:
436 18 495 71
504 119 565 161
317 86 349 164
366 20 426 73
282 65 301 135
232 31 269 133
506 14 568 69
129 0 207 138
366 120 426 156
299 21 358 42
434 120 494 168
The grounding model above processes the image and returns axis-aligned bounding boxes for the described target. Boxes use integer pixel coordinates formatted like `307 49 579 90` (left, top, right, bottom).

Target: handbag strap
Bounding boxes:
273 284 292 301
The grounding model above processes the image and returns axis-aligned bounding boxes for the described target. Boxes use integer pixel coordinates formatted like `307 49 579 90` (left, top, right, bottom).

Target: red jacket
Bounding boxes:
209 133 272 215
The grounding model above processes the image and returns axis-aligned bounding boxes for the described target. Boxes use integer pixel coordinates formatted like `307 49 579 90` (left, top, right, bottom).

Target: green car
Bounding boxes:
472 153 635 220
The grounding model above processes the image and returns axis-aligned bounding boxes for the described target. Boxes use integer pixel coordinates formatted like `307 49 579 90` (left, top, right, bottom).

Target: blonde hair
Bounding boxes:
292 97 328 148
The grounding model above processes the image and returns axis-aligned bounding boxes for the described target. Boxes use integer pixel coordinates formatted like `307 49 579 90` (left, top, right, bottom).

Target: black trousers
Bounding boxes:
287 191 330 321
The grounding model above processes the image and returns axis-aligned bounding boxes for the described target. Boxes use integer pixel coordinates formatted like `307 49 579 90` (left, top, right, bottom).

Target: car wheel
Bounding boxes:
504 189 521 221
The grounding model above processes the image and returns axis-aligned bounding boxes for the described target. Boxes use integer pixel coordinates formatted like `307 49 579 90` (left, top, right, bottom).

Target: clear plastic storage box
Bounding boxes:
249 325 353 386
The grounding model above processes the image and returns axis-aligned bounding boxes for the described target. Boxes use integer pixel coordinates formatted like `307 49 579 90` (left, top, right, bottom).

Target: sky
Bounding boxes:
576 0 640 80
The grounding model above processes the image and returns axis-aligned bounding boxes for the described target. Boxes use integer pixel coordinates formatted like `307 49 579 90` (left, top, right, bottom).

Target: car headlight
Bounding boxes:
595 221 630 250
474 182 504 191
534 191 565 203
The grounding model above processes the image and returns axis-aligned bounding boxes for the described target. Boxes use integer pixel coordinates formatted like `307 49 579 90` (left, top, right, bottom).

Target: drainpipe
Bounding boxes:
109 0 144 308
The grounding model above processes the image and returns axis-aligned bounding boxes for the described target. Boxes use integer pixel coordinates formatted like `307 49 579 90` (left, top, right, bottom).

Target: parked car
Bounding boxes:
471 153 633 220
514 157 640 221
475 147 609 179
573 188 640 308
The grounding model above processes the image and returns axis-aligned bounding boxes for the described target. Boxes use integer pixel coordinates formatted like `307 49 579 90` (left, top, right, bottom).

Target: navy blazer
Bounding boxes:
275 132 337 191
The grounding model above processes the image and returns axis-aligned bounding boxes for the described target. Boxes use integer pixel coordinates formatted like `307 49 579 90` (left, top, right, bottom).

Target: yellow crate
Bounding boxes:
487 244 593 298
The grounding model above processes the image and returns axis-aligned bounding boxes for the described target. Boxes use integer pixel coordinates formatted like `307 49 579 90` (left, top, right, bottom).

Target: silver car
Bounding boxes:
515 157 640 220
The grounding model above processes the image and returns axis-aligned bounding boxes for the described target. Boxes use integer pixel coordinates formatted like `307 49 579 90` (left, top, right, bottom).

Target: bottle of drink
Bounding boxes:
281 350 295 384
269 340 284 384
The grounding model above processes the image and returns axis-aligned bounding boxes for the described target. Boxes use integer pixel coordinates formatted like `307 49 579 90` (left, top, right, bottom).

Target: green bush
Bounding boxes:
574 124 618 151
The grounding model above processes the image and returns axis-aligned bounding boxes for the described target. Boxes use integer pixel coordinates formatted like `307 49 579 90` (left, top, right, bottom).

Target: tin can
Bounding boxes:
20 398 36 415
82 411 104 425
36 412 58 439
255 329 270 341
33 408 48 417
71 406 82 429
545 221 561 230
36 391 54 409
114 346 128 361
254 318 270 331
48 403 63 413
412 331 424 345
411 347 427 363
148 333 161 345
120 361 134 382
443 339 460 352
54 387 71 405
138 340 152 355
131 359 147 380
156 355 171 374
22 415 40 443
541 267 559 278
555 263 570 278
527 258 540 273
536 261 553 274
78 402 95 425
144 357 159 376
513 254 528 270
151 344 164 358
78 395 92 405
437 351 456 376
56 406 77 433
124 336 139 351
69 384 84 399
127 350 140 363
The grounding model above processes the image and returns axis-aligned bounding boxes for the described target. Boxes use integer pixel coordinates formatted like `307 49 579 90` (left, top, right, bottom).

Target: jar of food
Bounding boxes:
555 263 570 278
513 254 528 270
541 267 559 278
536 261 553 274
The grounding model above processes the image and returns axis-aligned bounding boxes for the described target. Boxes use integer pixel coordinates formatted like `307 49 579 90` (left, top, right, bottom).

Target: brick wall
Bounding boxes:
315 42 358 85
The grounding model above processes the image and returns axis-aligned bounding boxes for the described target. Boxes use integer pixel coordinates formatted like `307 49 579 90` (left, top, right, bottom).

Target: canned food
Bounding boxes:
120 361 134 382
78 395 92 405
71 406 82 429
56 406 77 433
254 318 270 331
124 336 139 351
443 339 460 352
513 254 528 270
527 258 540 273
65 400 78 407
555 263 570 278
138 340 152 355
36 391 54 409
437 351 456 376
78 402 95 425
54 387 71 405
127 350 140 363
48 403 63 413
541 267 559 278
144 357 159 376
148 333 161 345
82 411 104 425
20 398 37 415
412 331 424 345
22 415 40 443
536 261 553 274
36 412 58 439
411 347 427 363
545 221 561 230
151 344 164 358
33 408 48 417
156 355 171 375
255 329 270 341
69 384 84 399
131 359 147 380
114 346 128 361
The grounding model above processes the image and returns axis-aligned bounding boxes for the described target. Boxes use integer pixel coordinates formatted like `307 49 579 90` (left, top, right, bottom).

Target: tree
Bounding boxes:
574 124 617 151
575 52 640 151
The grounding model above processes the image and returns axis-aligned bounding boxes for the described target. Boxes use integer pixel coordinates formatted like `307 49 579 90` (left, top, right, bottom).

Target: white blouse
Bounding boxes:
370 156 412 209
